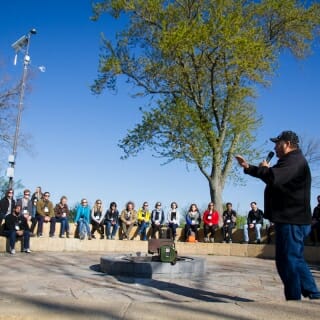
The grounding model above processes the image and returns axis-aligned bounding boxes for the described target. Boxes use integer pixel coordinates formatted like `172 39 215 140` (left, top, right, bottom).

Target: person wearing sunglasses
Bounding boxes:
74 198 91 240
0 189 15 226
90 199 105 239
36 192 56 237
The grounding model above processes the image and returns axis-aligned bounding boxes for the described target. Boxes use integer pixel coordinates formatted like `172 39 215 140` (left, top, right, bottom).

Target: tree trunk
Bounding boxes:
209 177 223 224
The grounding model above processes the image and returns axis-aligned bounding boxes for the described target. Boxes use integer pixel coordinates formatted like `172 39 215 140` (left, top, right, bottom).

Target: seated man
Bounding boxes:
221 202 237 243
120 201 137 240
243 201 264 244
3 204 31 254
36 192 56 237
310 195 320 245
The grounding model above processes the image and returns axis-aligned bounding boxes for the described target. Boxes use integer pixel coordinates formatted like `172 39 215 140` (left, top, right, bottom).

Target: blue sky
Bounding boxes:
0 0 319 215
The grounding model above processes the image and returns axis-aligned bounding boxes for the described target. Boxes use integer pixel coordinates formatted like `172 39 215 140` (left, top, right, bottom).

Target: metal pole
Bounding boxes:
8 31 34 189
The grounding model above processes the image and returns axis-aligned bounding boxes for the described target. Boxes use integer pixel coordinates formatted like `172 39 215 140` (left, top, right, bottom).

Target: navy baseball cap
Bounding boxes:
270 130 299 144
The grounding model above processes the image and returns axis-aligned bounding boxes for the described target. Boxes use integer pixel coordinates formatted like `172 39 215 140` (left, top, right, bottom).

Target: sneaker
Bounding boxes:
24 248 31 253
88 235 92 240
228 240 232 243
204 237 209 243
111 236 115 240
221 240 226 243
10 248 16 255
91 234 96 239
256 239 261 244
210 237 215 243
37 234 43 238
79 232 86 240
66 232 70 238
49 235 55 238
59 235 65 238
309 293 320 299
107 235 111 240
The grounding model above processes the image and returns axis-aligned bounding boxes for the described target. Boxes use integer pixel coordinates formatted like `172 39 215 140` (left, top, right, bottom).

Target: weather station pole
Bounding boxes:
7 28 37 189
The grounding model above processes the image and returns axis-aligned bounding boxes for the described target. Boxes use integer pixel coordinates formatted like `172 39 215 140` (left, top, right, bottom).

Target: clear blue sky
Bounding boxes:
0 0 319 215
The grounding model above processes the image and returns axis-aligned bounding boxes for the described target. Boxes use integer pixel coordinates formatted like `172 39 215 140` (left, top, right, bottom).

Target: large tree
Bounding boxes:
91 0 320 212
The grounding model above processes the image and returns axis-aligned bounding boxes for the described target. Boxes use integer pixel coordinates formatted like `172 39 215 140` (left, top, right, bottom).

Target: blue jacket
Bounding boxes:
75 205 91 224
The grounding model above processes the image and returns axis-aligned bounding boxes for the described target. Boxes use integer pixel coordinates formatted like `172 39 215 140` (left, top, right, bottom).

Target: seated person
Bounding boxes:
266 221 275 244
185 203 201 241
167 201 180 240
91 199 106 239
3 204 31 254
310 195 320 245
36 192 56 237
242 201 264 244
54 196 70 238
120 201 137 240
74 198 91 240
136 202 151 240
105 202 119 240
151 202 165 239
202 202 219 243
221 202 237 243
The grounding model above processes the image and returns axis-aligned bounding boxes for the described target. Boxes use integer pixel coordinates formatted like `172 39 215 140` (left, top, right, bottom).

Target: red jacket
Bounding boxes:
203 210 219 225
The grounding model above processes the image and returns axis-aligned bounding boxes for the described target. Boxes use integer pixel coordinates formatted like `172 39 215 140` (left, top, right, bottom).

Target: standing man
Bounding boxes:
236 130 320 300
242 202 264 244
0 189 15 225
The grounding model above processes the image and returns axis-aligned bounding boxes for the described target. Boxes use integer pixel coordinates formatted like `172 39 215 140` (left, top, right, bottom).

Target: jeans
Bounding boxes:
243 223 262 242
275 223 319 300
137 222 149 240
78 218 91 238
105 221 118 238
168 223 179 238
55 216 70 236
4 230 30 250
36 214 56 236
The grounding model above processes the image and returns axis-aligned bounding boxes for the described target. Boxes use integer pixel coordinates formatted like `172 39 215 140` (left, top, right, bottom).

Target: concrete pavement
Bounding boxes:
0 252 319 319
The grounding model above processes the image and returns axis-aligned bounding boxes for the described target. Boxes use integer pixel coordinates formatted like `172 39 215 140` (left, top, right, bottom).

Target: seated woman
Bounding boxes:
167 201 180 240
151 202 165 239
54 196 70 238
185 203 201 241
120 201 137 240
91 199 105 239
105 202 119 240
136 202 151 240
202 202 219 243
74 198 91 240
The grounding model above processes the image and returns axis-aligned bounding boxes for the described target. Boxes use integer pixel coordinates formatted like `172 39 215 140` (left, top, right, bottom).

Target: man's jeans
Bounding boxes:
275 223 319 300
36 215 56 236
243 223 262 242
4 230 30 250
105 221 118 238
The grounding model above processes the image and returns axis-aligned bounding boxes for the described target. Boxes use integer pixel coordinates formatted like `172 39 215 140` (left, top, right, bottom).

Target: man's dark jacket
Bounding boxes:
244 149 311 224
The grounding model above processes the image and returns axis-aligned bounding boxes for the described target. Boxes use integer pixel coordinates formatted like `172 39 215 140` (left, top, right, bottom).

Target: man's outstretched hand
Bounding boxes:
235 155 249 169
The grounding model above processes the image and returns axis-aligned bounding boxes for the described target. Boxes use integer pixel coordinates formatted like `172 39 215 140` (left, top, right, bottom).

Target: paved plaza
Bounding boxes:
0 252 319 319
